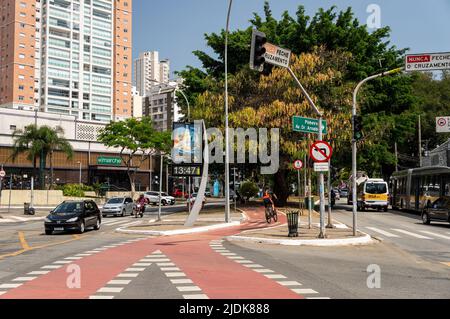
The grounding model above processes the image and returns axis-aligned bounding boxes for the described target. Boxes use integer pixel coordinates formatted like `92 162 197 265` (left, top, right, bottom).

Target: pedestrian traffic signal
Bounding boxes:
250 29 267 71
353 115 363 141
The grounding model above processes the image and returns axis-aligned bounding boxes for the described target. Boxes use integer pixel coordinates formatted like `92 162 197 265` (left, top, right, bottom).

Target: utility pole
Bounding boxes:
157 153 164 221
418 115 423 167
395 142 399 172
326 160 334 228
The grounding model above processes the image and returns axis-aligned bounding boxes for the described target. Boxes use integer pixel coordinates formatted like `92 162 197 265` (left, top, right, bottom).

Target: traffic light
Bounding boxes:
353 115 363 141
262 63 273 76
250 30 267 71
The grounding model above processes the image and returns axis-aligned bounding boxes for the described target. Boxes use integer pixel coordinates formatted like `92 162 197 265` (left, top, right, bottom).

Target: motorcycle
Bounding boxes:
133 203 144 218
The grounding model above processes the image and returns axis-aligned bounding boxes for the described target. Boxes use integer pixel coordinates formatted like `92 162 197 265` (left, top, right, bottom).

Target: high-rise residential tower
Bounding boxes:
0 0 132 122
133 51 169 96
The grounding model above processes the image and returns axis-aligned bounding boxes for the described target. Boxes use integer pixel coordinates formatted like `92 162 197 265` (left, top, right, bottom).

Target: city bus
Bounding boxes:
389 166 450 212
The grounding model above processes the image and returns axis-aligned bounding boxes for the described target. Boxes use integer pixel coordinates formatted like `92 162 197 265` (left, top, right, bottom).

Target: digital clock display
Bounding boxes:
172 165 202 177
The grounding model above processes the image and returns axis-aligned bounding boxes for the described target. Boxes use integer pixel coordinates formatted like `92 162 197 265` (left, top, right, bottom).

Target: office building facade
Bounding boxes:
133 51 169 96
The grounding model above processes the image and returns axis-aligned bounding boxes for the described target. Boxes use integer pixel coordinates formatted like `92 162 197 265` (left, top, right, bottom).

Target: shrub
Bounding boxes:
239 181 259 201
61 184 85 197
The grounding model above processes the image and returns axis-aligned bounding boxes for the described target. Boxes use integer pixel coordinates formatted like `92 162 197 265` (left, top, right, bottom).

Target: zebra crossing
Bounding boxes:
101 218 141 228
365 226 450 241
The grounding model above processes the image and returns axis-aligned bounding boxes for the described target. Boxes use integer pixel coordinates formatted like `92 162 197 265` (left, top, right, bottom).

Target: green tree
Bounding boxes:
239 181 259 202
97 117 171 194
12 125 73 189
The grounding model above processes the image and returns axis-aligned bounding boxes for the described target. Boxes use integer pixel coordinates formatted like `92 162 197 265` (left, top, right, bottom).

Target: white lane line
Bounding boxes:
93 248 107 251
89 295 114 299
75 254 92 257
133 263 152 267
265 274 287 279
165 272 186 278
117 273 139 278
161 267 180 271
228 256 244 260
41 265 62 270
84 251 100 254
0 291 6 296
141 259 170 262
12 277 36 282
278 281 302 286
366 227 400 238
234 260 253 263
125 268 145 272
0 283 23 289
28 271 50 275
419 231 450 240
98 287 124 293
108 280 132 285
146 255 166 258
171 279 193 284
103 220 130 226
177 286 202 292
292 289 318 294
253 269 274 274
391 229 432 239
183 294 209 299
64 257 82 260
151 250 163 254
157 263 175 266
244 264 264 268
220 253 236 256
53 261 72 264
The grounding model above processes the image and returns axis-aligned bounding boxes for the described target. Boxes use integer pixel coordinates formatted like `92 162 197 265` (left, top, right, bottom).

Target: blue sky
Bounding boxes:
132 0 450 77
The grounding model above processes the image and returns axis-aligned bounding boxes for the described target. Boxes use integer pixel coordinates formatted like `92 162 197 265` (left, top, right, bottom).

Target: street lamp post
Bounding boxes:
352 67 403 236
77 161 82 185
224 0 233 223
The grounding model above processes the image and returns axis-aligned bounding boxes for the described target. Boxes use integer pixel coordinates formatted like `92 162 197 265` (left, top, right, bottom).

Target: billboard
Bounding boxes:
172 122 203 177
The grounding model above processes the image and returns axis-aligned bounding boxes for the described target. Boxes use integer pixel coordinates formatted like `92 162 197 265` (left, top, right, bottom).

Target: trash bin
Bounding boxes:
304 197 312 210
286 210 299 237
24 203 35 215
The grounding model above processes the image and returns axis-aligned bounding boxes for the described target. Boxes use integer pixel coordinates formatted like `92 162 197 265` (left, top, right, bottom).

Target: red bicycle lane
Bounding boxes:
1 207 302 299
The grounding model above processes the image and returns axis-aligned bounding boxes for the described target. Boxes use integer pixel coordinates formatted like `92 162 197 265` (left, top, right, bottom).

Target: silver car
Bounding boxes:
102 197 134 217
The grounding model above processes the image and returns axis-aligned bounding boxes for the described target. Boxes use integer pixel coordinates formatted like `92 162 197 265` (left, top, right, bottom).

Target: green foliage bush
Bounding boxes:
239 181 259 201
59 184 88 197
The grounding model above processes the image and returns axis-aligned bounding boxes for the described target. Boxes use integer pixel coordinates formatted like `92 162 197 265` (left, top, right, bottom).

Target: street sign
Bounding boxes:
405 52 450 72
314 162 330 172
294 160 303 170
264 43 291 68
310 141 333 163
293 116 327 135
0 170 5 178
436 116 450 133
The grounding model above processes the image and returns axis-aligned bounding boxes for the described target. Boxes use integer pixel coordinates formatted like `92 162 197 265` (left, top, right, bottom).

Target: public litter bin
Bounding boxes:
24 203 35 215
286 211 299 237
304 197 312 210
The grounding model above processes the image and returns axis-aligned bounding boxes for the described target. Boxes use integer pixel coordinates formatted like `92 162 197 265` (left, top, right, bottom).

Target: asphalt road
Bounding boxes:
0 201 448 299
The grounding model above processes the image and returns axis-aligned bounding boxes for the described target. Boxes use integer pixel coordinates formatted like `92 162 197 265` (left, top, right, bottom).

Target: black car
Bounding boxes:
422 197 450 225
45 200 102 235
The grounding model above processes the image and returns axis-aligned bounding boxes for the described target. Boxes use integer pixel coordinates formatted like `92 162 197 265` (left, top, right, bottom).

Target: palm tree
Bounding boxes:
11 125 73 189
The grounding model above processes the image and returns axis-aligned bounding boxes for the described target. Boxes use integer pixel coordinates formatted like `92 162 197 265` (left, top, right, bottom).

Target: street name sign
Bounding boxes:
314 162 329 172
264 43 291 68
294 160 303 170
436 116 450 133
293 116 327 135
310 141 333 163
405 53 450 72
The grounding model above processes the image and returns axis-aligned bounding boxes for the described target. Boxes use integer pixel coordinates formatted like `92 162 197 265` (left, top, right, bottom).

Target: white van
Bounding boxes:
357 179 389 212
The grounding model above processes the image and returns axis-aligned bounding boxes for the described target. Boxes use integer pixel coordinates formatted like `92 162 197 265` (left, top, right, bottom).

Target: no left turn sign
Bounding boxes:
310 141 333 163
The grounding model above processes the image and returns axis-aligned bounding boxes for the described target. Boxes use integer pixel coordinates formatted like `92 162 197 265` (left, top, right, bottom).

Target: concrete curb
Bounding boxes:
115 210 248 236
226 233 374 247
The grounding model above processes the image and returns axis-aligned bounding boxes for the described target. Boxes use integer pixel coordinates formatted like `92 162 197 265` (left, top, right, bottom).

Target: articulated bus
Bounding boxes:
389 166 450 212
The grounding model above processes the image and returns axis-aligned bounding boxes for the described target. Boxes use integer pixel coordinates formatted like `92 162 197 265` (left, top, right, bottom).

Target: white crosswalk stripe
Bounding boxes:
419 231 450 240
391 229 432 239
366 227 400 238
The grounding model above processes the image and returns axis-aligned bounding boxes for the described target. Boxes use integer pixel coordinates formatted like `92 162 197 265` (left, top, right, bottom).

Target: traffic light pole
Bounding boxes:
352 67 404 236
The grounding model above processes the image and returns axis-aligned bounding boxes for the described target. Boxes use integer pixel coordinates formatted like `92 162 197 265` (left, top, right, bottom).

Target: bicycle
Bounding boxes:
265 205 278 224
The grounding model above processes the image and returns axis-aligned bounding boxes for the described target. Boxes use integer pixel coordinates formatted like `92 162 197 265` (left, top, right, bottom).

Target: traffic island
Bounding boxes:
115 209 246 236
227 209 373 247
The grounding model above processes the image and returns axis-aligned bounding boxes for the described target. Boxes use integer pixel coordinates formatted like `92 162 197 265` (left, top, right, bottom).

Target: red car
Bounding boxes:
172 189 186 198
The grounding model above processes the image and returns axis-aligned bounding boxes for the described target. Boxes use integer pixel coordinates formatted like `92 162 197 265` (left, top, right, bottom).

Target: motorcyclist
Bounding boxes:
136 194 147 215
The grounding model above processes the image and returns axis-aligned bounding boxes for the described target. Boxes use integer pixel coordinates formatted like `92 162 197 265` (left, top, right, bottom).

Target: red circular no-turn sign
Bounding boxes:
437 117 447 127
310 141 333 163
294 160 303 170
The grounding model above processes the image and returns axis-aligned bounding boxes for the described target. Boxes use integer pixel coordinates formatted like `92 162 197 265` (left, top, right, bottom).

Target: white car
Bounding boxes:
144 192 175 206
102 197 134 217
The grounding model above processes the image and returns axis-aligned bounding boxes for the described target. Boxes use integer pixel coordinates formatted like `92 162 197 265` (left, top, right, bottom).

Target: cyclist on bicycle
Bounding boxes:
263 190 275 212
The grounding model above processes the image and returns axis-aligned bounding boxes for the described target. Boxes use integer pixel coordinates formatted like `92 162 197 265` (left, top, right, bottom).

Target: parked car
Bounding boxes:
422 197 450 225
102 197 134 217
44 200 101 235
333 189 341 201
144 191 175 206
187 193 206 208
340 188 349 198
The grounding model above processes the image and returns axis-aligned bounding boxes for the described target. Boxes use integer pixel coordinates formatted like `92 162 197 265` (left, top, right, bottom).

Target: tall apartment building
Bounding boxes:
0 0 132 122
134 51 169 96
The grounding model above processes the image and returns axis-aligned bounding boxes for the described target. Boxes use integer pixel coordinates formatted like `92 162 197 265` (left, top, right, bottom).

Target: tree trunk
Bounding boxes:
33 156 37 183
273 169 290 207
128 170 136 198
49 150 54 190
39 150 46 190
